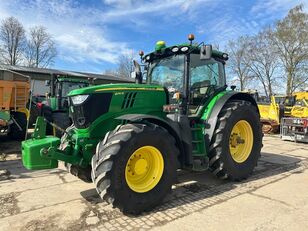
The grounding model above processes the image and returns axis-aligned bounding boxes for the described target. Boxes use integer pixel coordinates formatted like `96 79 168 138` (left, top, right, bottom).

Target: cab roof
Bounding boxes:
143 43 228 63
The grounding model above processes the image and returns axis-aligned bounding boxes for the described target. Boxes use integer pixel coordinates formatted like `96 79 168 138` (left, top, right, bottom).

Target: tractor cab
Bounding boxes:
38 75 90 137
45 75 90 111
134 36 228 116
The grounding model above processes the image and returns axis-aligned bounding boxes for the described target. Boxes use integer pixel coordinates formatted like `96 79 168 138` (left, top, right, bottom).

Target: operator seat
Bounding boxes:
191 80 211 105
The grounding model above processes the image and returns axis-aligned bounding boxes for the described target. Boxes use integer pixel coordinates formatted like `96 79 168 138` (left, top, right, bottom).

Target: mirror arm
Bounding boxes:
133 60 143 84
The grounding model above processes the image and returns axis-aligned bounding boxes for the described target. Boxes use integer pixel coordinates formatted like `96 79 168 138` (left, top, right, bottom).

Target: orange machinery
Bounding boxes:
0 70 30 140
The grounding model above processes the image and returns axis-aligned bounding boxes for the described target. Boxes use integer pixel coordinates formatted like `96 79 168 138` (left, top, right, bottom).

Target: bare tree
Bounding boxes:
226 36 252 91
116 52 134 78
25 26 57 68
245 29 280 97
293 62 308 91
0 17 26 65
270 4 308 94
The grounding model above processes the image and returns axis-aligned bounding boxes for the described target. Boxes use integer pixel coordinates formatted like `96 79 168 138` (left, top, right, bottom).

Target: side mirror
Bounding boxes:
45 80 51 86
130 71 136 79
200 45 212 60
142 71 147 82
133 60 142 84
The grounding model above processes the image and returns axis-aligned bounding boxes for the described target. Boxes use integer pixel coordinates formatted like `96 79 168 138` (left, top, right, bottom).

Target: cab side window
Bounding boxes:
189 55 225 107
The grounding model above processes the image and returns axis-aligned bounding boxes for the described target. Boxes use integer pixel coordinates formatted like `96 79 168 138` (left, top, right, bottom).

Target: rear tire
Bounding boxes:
209 100 262 180
8 111 27 140
91 123 179 214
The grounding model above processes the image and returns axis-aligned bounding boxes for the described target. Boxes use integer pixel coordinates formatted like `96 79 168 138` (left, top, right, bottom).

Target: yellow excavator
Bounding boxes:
290 92 308 118
245 90 282 134
274 95 295 117
258 95 282 133
281 91 308 143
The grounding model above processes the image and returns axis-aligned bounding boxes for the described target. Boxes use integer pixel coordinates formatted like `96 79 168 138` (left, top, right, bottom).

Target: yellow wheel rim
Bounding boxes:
229 120 253 163
125 146 164 193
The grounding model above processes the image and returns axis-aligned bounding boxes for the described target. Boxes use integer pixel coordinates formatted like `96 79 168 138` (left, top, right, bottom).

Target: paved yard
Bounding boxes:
0 135 308 231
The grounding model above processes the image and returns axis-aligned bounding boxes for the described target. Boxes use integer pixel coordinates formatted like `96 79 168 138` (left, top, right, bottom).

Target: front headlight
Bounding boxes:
171 46 179 52
71 95 89 105
180 46 189 52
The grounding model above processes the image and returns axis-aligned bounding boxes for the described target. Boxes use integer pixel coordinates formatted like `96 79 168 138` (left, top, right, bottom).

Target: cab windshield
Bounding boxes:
147 54 225 94
148 55 184 93
61 81 89 97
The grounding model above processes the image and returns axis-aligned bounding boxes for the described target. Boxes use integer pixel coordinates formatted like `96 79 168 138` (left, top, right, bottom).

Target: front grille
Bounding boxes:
121 92 137 109
70 93 112 128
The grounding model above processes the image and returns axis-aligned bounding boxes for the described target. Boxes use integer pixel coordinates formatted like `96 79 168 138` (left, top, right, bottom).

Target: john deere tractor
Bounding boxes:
32 74 90 136
22 35 262 214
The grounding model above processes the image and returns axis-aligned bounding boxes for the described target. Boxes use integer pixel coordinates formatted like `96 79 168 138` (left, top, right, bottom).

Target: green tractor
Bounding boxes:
22 35 262 214
32 74 90 136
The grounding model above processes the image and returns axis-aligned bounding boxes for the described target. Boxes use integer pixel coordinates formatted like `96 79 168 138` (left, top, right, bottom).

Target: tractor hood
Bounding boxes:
68 83 168 130
68 83 164 96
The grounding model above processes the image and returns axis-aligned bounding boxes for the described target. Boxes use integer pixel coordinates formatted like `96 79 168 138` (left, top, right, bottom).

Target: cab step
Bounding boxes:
192 157 209 171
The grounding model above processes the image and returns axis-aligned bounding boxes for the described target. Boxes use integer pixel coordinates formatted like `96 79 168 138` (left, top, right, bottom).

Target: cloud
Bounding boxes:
101 0 211 22
0 0 211 70
194 3 262 48
251 0 307 17
0 0 303 72
195 0 306 49
0 0 132 70
103 0 135 9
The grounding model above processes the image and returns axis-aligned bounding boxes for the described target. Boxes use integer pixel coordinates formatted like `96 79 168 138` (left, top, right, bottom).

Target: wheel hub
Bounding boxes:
125 146 164 193
230 133 245 147
229 120 253 163
132 158 148 175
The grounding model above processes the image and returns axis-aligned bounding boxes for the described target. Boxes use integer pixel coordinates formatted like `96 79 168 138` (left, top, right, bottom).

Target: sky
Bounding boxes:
0 0 306 73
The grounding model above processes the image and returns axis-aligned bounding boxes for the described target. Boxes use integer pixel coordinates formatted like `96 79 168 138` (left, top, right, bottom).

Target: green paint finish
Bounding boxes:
190 91 230 157
32 116 47 139
42 147 87 167
69 87 167 163
191 124 206 156
23 83 168 170
68 83 164 96
48 97 58 111
155 41 167 51
201 91 228 121
22 136 60 170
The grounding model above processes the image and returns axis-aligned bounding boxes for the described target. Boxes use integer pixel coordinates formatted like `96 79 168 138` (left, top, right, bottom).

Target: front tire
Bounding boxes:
209 100 262 180
91 123 179 214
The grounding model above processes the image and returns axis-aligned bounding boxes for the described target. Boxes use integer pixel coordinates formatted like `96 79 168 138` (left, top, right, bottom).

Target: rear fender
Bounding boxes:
204 92 259 148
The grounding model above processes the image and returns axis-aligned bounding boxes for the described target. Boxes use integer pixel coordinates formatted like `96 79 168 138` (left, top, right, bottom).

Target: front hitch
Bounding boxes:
22 116 87 170
40 146 87 167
